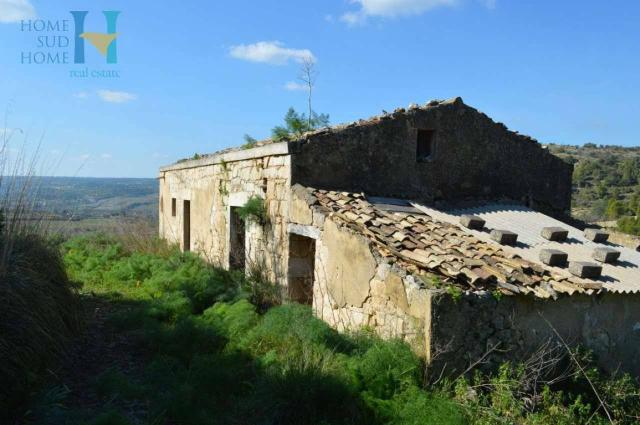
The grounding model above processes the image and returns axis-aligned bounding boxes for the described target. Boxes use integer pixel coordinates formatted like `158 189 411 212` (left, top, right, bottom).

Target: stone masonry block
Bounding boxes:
490 229 518 246
460 215 485 230
569 261 602 279
584 228 609 243
541 226 569 242
539 249 568 267
592 247 621 264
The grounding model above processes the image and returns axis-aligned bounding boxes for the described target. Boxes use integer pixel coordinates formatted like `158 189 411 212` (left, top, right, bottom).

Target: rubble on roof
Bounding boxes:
299 186 609 299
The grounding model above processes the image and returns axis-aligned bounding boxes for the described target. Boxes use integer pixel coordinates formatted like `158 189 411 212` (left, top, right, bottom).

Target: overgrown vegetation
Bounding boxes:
242 134 258 149
20 235 640 424
617 215 640 236
549 143 640 234
177 153 205 163
0 133 82 419
271 107 330 141
237 195 267 224
0 232 81 419
244 107 330 144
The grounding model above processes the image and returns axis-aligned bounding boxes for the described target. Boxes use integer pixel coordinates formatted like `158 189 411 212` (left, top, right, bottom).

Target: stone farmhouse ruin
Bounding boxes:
159 97 640 376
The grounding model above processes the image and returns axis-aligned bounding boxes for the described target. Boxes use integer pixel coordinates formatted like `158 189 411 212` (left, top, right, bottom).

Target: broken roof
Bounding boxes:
298 186 640 298
163 96 546 170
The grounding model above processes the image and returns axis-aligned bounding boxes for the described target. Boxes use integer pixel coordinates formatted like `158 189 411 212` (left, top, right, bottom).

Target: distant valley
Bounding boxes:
20 176 158 235
29 176 158 219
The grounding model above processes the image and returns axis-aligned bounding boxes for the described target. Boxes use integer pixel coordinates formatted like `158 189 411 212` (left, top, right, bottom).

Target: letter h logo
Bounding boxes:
70 11 120 64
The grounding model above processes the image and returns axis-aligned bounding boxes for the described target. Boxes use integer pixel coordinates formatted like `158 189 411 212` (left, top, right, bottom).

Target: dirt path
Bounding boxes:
48 295 149 423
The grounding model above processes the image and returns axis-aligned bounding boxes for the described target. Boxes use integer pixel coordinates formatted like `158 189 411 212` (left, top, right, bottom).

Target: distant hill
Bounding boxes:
547 144 640 235
26 176 158 220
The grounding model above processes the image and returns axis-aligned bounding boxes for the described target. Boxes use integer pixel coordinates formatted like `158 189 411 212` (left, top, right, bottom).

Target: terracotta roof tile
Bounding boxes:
301 186 606 298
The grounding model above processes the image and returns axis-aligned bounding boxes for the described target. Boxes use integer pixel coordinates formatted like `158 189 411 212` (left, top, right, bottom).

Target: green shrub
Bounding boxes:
47 235 640 425
618 215 640 236
240 365 369 425
143 353 252 425
237 196 266 224
242 134 258 149
452 362 613 425
202 299 259 339
388 386 465 425
239 261 282 310
143 317 226 365
63 235 240 313
349 339 421 400
63 234 127 288
239 304 345 359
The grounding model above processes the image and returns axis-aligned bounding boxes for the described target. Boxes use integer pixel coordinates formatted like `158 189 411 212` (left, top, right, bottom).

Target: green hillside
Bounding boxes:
29 177 158 219
15 177 159 236
547 143 640 235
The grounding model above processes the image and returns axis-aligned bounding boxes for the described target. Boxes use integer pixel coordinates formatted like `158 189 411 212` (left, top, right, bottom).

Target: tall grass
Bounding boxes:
0 123 82 418
36 235 640 425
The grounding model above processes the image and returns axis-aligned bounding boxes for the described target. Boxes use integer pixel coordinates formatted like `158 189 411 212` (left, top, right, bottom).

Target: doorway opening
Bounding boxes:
183 200 191 252
229 207 246 270
287 234 316 305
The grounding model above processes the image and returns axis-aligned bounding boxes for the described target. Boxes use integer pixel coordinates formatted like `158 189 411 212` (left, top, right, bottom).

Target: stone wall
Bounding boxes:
311 218 431 354
291 98 572 216
159 153 291 286
429 291 640 377
289 187 431 354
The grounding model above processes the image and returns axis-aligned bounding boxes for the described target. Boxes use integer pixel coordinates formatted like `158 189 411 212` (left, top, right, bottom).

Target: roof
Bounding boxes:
161 97 548 171
418 204 640 295
159 142 290 173
299 186 640 298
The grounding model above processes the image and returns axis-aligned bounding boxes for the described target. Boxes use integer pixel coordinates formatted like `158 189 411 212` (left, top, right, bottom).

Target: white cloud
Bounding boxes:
0 0 35 24
73 91 89 99
97 90 137 103
100 153 113 160
284 81 307 91
79 154 91 161
229 41 315 65
341 0 458 24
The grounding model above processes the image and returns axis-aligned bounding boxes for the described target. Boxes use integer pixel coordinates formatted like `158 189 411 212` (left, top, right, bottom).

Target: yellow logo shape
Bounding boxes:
79 32 118 56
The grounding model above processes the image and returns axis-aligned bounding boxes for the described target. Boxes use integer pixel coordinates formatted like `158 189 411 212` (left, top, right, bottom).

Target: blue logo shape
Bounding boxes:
70 11 120 64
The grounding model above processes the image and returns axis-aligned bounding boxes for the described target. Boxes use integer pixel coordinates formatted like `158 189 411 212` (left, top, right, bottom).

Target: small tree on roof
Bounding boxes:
271 107 329 141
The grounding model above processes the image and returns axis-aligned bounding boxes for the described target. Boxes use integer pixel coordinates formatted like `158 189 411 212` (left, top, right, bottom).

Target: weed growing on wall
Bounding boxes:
237 195 267 224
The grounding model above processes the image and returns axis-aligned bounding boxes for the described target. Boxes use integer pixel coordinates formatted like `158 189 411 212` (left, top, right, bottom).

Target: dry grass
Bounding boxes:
0 122 83 418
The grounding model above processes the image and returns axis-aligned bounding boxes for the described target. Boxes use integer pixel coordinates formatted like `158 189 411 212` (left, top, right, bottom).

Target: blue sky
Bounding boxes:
0 0 638 178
